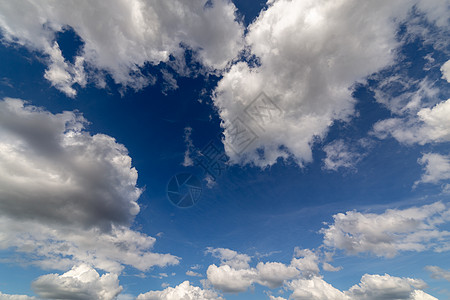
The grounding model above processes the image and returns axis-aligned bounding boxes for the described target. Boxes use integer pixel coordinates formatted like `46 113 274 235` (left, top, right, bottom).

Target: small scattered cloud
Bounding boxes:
425 265 450 282
137 281 223 300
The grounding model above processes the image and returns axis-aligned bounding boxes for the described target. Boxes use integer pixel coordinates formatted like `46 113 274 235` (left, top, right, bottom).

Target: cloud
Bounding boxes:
0 98 140 229
287 274 437 300
425 265 450 282
205 247 252 270
32 264 122 300
322 139 373 171
136 281 223 300
0 0 244 96
441 60 450 83
0 292 35 300
212 0 448 167
186 270 203 277
321 201 450 257
415 153 450 186
182 127 195 167
372 98 450 145
0 98 178 272
206 248 303 293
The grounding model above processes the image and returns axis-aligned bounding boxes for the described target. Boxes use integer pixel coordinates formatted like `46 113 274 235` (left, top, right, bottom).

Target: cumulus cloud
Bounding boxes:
415 152 450 186
0 98 178 272
32 264 122 300
287 274 436 300
0 0 244 96
213 0 448 167
137 281 223 300
205 247 252 270
321 201 450 257
441 60 450 83
372 98 450 145
425 265 450 282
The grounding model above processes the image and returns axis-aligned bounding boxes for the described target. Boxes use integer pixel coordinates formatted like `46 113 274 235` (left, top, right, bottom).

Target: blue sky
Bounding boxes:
0 1 449 299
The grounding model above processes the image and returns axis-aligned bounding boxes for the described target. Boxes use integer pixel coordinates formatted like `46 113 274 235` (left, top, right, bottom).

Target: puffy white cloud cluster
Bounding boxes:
321 201 450 257
288 274 436 300
32 264 122 300
0 0 244 96
137 281 223 300
213 0 449 167
0 98 178 272
415 153 450 186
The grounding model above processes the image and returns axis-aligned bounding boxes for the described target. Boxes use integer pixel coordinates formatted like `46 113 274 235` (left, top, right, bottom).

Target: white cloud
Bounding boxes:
0 0 244 96
372 98 450 145
321 201 450 257
425 265 450 282
32 264 122 300
323 140 362 171
290 248 320 278
415 153 450 186
0 292 35 300
441 60 450 83
137 281 223 300
0 98 178 272
186 270 203 277
205 247 252 270
255 262 300 289
206 264 257 293
287 274 437 300
212 0 448 167
182 127 195 167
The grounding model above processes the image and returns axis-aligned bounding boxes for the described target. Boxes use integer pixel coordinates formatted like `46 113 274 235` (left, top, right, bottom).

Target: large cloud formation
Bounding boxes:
0 98 178 273
32 264 122 300
213 0 449 166
0 0 244 96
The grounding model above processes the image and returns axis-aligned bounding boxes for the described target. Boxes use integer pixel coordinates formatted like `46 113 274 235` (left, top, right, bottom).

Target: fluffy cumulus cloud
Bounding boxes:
213 0 449 167
137 281 223 300
415 152 450 186
321 201 450 257
0 98 178 272
441 59 450 83
0 0 244 96
206 247 310 293
32 264 122 300
372 98 450 145
285 274 436 300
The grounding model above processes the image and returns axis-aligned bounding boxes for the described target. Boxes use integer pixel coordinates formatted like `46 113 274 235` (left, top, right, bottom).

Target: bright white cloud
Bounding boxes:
212 0 448 167
137 281 223 300
373 99 450 145
287 274 437 300
206 264 257 293
425 265 450 282
441 60 450 83
0 0 244 96
321 201 450 257
32 264 122 300
415 153 450 186
0 98 178 272
205 247 252 270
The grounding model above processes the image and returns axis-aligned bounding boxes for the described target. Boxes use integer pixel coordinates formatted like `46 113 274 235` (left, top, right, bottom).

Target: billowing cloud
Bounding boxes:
213 0 448 167
0 0 244 96
321 201 450 257
137 281 223 300
32 264 122 300
0 98 178 272
287 274 436 300
205 247 252 270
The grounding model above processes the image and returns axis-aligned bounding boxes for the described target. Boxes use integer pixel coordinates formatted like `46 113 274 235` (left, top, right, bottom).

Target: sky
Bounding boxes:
0 0 449 299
